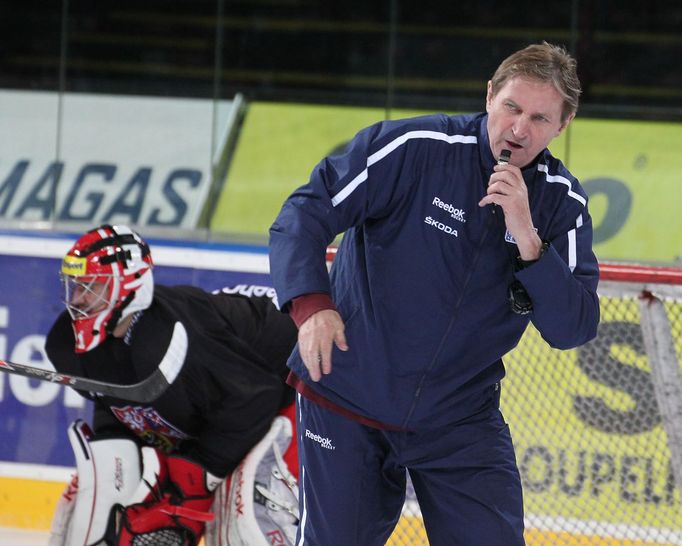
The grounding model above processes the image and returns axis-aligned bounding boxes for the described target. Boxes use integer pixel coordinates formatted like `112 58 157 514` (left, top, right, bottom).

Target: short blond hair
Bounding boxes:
490 42 581 122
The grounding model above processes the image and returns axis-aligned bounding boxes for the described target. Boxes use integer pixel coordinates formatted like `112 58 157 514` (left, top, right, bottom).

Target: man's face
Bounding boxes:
65 277 110 317
486 76 574 168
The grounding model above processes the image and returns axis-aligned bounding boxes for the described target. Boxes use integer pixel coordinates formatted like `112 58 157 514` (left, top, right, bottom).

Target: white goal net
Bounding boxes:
384 262 682 546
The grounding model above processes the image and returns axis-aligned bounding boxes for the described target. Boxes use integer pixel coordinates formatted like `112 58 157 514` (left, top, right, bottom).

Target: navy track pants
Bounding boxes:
294 390 525 546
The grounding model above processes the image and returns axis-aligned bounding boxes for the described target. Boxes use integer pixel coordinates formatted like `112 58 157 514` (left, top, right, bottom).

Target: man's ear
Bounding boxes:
557 112 576 136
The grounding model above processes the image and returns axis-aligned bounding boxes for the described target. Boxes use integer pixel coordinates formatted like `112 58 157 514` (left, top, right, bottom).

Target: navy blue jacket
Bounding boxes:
269 112 599 429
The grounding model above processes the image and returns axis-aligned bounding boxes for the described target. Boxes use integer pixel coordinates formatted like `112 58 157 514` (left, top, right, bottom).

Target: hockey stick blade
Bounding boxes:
0 321 188 403
0 358 170 402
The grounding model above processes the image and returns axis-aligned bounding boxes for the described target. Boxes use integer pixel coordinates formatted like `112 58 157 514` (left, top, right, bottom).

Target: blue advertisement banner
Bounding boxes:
0 232 271 467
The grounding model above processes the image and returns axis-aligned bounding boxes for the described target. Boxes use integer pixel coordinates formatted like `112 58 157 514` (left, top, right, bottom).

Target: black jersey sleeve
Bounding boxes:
152 289 297 476
210 291 298 379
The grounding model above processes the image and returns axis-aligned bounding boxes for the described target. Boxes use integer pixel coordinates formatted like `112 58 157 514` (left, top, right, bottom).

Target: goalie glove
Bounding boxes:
116 455 223 546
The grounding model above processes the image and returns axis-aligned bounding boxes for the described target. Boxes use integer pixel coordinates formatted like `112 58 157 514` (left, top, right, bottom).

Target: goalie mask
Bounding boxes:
61 224 154 353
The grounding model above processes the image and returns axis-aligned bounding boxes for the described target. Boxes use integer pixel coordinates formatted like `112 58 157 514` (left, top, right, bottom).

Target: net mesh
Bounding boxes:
385 266 682 546
130 527 187 546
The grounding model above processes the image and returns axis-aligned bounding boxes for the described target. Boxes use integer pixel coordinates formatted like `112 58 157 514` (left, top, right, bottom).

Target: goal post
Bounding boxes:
599 263 682 500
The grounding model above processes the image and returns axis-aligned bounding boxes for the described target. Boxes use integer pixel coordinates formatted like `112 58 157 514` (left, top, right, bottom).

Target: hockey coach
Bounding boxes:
269 42 600 545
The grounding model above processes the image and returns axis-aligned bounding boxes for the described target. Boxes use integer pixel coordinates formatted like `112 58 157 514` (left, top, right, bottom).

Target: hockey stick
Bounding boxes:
0 359 171 402
0 322 188 403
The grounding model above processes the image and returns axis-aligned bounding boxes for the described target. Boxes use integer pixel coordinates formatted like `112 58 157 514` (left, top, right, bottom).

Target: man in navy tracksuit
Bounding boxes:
269 42 599 545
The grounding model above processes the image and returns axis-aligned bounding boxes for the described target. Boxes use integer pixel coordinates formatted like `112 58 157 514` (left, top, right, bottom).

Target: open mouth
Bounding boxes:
506 140 523 150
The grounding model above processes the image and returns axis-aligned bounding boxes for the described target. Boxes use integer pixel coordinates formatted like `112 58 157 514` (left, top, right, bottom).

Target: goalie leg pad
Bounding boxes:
206 414 299 546
55 420 144 546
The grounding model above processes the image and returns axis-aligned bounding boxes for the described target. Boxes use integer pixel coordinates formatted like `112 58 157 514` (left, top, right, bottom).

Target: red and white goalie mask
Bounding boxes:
61 224 154 353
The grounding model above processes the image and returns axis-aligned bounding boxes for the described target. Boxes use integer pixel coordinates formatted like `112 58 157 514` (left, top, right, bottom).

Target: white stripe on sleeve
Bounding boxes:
331 131 477 207
537 164 586 206
158 321 188 384
568 228 577 272
567 214 584 272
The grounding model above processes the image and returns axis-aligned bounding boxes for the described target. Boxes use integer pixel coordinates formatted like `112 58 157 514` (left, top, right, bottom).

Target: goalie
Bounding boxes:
45 224 300 546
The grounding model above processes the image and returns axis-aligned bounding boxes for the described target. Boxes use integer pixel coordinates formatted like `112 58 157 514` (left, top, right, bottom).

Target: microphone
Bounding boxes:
490 149 512 216
498 148 512 165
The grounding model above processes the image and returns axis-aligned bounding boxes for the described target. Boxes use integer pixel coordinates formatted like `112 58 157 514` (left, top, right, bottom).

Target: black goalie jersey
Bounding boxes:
45 285 297 478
